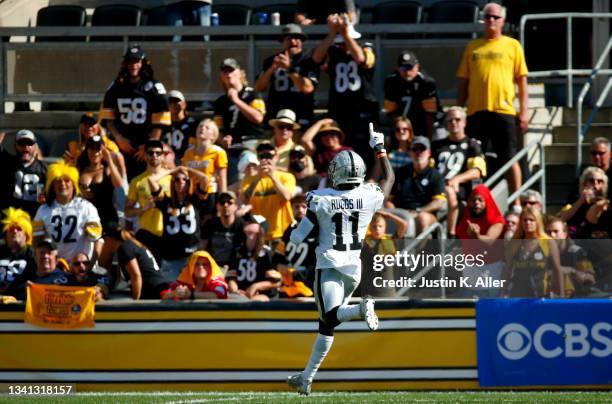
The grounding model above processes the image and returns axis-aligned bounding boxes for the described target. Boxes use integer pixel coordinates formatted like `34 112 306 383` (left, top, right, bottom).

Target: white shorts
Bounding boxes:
314 267 360 320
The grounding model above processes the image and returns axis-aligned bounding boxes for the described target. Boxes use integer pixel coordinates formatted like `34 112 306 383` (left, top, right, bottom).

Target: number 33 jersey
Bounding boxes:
33 197 102 260
307 183 384 277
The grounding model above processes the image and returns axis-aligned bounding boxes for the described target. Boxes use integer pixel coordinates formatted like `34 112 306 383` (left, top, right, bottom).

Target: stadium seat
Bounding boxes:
35 5 87 42
143 5 173 41
372 1 422 24
210 4 251 40
91 4 142 42
425 0 479 38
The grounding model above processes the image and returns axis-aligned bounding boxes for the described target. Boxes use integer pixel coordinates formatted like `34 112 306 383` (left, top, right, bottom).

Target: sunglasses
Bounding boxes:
395 127 410 132
521 200 538 206
258 152 275 160
174 176 189 183
410 146 426 153
484 14 502 20
587 177 604 184
71 260 90 267
146 150 165 157
219 199 234 206
16 139 35 147
590 151 607 156
445 117 462 123
276 124 294 131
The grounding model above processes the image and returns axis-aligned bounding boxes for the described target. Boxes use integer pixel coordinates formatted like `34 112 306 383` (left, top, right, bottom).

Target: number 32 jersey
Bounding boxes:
307 183 384 277
33 197 102 260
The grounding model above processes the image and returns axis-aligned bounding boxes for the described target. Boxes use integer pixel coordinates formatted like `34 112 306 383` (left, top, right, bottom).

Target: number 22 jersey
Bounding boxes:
307 183 384 277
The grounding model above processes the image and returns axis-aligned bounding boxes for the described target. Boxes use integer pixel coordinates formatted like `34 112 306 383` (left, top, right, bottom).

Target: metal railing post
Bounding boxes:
567 16 573 108
539 141 547 213
0 36 4 114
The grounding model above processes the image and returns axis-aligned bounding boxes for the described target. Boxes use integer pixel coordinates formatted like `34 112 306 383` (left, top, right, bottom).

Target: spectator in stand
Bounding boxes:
125 140 171 255
64 112 122 166
519 189 543 213
69 252 109 301
312 13 378 165
388 116 414 172
233 152 260 195
268 109 300 170
288 145 321 194
558 167 608 238
226 218 282 301
502 206 563 298
0 130 48 218
384 50 441 139
29 238 74 286
181 118 227 219
456 185 505 297
457 2 528 209
100 44 171 179
567 137 611 202
547 217 596 297
503 211 520 240
301 118 352 177
162 90 198 163
149 166 209 280
255 24 319 128
214 58 266 150
433 107 486 237
387 136 446 235
0 208 36 301
76 136 126 234
295 0 358 27
104 223 170 300
33 162 103 262
201 191 246 270
161 250 228 300
583 192 611 239
242 142 295 243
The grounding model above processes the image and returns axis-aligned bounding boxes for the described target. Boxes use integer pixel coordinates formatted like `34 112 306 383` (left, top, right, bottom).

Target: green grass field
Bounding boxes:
1 391 611 403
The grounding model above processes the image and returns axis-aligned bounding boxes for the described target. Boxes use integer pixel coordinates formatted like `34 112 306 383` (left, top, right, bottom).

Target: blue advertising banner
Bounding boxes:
476 299 612 387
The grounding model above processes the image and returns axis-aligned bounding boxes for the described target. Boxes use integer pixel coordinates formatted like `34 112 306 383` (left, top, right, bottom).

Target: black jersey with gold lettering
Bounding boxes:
432 136 486 180
213 87 266 144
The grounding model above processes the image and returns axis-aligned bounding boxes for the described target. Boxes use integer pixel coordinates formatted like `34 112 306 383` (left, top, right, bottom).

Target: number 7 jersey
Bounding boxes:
307 183 384 277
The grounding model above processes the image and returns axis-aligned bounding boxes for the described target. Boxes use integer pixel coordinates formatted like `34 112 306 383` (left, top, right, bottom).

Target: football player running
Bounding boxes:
287 123 394 395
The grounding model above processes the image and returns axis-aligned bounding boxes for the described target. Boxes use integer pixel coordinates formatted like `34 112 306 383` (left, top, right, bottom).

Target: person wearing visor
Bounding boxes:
384 50 441 139
100 44 171 179
0 129 48 218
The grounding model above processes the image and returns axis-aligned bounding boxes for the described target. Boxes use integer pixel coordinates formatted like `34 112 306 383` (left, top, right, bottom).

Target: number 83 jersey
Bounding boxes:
33 197 102 260
307 183 384 278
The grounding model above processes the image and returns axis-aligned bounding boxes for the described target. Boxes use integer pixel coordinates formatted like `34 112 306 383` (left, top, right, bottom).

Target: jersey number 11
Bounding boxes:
332 212 361 251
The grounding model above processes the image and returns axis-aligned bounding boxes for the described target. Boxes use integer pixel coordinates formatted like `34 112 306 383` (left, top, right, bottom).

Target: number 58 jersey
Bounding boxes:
33 197 102 260
307 183 384 277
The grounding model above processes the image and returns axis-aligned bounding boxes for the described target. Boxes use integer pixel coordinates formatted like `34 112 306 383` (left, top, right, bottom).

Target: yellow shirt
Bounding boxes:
127 171 171 236
457 35 528 116
66 133 120 164
275 138 295 170
181 144 228 193
242 171 296 240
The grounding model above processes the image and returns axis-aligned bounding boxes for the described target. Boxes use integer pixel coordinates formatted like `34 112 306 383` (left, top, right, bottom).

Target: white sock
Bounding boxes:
336 304 361 323
302 333 334 382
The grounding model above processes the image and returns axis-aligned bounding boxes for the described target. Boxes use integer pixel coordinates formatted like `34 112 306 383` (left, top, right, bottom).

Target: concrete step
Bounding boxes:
533 164 576 184
552 125 611 143
563 108 612 125
544 143 590 164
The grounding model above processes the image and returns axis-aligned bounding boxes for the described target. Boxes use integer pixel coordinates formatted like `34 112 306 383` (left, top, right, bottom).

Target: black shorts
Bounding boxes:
466 111 518 161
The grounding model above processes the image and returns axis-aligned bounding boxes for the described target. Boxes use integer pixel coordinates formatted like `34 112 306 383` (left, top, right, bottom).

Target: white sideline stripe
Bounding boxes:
0 369 477 382
0 319 475 332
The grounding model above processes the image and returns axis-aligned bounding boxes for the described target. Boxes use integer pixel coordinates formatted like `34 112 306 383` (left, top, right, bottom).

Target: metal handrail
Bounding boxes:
484 139 547 212
519 12 612 108
575 36 612 176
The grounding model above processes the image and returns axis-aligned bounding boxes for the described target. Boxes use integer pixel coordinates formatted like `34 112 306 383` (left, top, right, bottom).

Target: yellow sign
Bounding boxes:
25 283 95 329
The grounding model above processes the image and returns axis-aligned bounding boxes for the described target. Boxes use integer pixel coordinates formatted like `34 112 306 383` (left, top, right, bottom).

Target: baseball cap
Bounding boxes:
145 139 164 150
237 151 259 173
168 90 185 102
289 145 307 158
37 238 58 251
15 129 36 143
398 50 419 68
124 44 145 60
412 136 430 150
280 23 307 41
220 58 240 71
86 135 103 150
218 190 237 202
256 141 276 153
80 112 97 125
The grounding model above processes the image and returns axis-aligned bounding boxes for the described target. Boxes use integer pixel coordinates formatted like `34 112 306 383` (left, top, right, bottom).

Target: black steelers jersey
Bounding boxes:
213 87 266 144
227 244 276 291
260 51 319 126
0 150 47 218
432 136 486 180
326 44 378 118
162 115 198 161
282 220 316 271
384 71 441 137
100 78 171 147
156 195 202 261
0 245 35 299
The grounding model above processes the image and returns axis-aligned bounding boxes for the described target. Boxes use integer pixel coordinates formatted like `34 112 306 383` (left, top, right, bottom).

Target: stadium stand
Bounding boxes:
91 4 142 41
35 5 87 42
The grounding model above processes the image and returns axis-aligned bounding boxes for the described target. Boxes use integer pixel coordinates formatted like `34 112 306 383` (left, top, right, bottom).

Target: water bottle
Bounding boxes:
211 13 219 26
271 12 280 26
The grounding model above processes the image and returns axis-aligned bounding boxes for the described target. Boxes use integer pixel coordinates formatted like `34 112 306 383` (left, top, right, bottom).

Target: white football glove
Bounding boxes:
368 122 385 151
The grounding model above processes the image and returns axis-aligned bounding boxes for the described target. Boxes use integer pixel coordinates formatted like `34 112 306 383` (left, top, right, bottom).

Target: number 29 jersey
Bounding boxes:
307 183 384 277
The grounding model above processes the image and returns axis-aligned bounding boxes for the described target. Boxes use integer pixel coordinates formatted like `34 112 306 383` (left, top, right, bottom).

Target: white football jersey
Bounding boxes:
307 182 384 277
33 197 102 260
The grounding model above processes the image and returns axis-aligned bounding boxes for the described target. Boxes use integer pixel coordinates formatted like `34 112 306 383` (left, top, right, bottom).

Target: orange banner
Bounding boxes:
25 283 95 329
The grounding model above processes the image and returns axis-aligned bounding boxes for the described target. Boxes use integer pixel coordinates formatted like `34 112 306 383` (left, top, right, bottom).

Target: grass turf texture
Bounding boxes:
0 391 611 403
